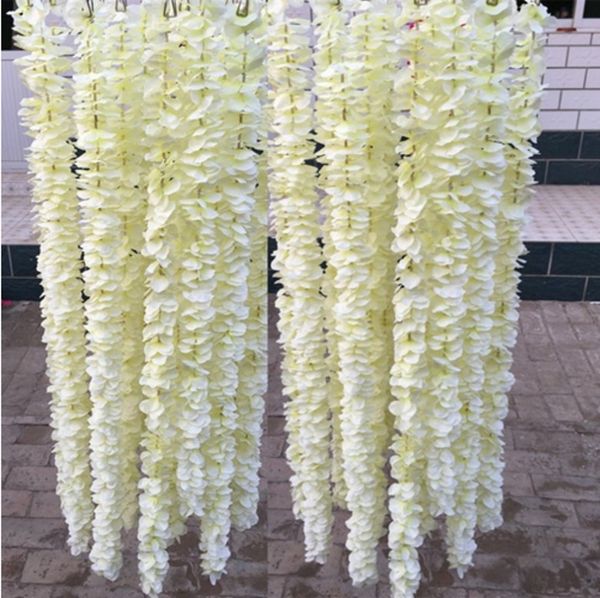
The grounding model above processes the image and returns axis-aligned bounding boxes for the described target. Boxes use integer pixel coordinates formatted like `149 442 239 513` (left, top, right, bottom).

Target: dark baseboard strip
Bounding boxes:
3 240 599 302
534 131 600 185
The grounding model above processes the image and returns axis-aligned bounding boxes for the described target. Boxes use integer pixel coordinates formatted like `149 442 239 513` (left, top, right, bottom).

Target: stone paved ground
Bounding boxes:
2 301 267 598
266 299 600 598
3 299 600 598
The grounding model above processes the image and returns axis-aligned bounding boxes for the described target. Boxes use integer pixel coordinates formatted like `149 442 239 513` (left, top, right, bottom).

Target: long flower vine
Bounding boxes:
70 2 129 579
12 0 93 558
478 0 551 534
267 0 332 564
446 0 515 574
171 0 222 524
198 0 265 581
231 84 268 532
311 0 347 513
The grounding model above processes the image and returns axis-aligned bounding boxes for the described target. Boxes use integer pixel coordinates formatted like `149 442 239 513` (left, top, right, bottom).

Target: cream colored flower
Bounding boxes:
478 0 551 534
13 0 93 558
231 97 268 531
446 0 515 576
268 0 332 564
136 5 186 594
199 0 265 581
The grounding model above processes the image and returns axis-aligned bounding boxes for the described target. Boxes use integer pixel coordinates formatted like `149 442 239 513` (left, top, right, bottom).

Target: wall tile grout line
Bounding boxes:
7 246 14 278
577 129 585 159
582 276 590 301
547 242 555 275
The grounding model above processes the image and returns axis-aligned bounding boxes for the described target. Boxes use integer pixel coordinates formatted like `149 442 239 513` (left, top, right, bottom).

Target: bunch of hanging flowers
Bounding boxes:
271 0 551 596
478 0 551 534
446 0 515 574
198 0 266 582
310 0 348 515
12 0 93 558
15 0 268 595
267 0 333 565
172 0 223 524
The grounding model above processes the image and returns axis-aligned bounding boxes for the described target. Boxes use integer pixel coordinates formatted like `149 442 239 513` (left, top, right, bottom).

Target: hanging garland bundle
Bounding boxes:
478 0 551 534
267 0 333 565
14 0 267 595
198 0 266 580
445 0 515 575
270 0 550 595
12 0 93 558
310 0 347 518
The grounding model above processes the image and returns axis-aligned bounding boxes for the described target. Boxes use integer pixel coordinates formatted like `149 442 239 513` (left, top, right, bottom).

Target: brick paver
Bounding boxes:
2 299 599 597
266 299 600 598
1 301 267 597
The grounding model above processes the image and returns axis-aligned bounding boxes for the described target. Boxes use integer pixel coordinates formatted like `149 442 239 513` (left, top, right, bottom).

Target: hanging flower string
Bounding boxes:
478 0 551 534
267 0 333 564
311 0 348 513
71 2 129 580
172 0 222 523
116 4 148 533
445 0 515 574
136 5 189 593
199 0 265 581
12 0 94 558
231 119 268 531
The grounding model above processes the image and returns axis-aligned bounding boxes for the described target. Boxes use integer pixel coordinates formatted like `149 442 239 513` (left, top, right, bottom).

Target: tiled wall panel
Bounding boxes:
5 241 599 302
534 131 600 184
541 33 600 131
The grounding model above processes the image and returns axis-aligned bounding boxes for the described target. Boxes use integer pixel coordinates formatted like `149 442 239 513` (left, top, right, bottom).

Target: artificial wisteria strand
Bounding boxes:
231 89 268 531
12 0 94 558
388 4 440 594
172 0 222 523
71 3 128 579
199 1 265 580
267 0 333 564
478 0 551 533
446 0 515 574
136 7 189 593
328 1 391 585
311 0 348 512
111 5 148 533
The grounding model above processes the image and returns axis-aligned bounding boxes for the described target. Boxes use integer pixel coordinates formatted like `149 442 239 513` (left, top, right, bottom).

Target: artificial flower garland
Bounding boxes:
12 0 93 558
198 1 265 580
478 0 551 534
311 0 347 517
271 0 550 596
14 0 267 595
14 0 549 594
267 0 333 565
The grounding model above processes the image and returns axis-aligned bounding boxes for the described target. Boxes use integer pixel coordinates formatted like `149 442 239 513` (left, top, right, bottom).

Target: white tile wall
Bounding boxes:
579 110 600 128
547 32 591 45
568 46 600 67
544 46 569 67
544 68 586 87
541 32 600 130
541 89 561 109
561 89 600 109
539 110 579 130
586 69 600 87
